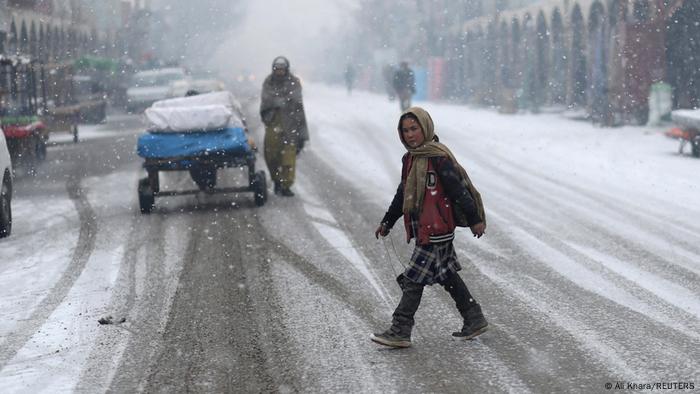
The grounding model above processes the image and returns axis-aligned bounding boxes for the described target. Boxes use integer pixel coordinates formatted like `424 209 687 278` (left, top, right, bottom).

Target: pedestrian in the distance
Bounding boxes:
371 107 488 348
259 56 309 197
393 61 416 111
344 63 356 95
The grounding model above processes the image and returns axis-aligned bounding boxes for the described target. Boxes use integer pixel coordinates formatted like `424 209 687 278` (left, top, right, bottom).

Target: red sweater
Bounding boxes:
381 154 481 245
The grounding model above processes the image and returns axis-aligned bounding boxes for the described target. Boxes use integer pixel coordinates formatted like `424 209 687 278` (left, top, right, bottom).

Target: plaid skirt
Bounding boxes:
403 241 461 286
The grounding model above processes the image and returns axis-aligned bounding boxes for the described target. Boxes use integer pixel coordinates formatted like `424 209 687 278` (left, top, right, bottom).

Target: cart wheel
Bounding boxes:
247 158 256 187
190 166 217 191
253 171 267 207
73 124 79 143
138 177 155 214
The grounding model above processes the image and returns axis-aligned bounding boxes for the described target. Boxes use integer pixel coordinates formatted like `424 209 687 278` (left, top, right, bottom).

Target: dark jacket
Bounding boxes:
259 73 309 144
382 154 481 245
393 67 415 94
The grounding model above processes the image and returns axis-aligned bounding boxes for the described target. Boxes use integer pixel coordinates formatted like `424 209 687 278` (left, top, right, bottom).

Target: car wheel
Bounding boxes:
0 175 12 238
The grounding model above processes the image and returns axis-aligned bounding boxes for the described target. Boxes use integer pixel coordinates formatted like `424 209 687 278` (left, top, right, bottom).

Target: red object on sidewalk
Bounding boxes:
665 127 698 141
2 122 46 139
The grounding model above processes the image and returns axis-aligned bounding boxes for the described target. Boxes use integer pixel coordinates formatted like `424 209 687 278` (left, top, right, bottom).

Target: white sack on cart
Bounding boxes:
145 105 239 132
671 109 700 130
152 91 243 113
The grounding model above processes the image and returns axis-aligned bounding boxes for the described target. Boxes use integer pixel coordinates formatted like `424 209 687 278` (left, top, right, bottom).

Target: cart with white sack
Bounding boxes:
136 91 266 213
666 109 700 157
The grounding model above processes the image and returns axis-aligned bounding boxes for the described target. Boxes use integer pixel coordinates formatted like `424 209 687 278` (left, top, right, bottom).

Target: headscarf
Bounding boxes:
399 107 485 224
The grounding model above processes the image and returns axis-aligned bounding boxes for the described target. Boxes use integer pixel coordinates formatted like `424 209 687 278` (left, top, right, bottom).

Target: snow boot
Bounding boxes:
452 304 488 339
371 275 424 348
440 272 488 339
392 274 424 332
370 328 411 348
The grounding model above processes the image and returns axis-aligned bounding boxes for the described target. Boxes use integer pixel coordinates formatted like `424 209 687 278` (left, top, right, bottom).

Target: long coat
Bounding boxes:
259 73 308 144
393 67 415 95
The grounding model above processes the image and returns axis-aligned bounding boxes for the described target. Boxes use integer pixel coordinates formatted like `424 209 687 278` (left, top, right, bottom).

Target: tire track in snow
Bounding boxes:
0 178 97 370
480 169 700 288
463 207 700 378
566 242 700 319
458 228 698 381
305 88 698 387
461 144 700 281
245 207 388 392
311 115 397 190
443 144 700 317
105 187 250 391
76 211 168 391
142 208 280 393
295 176 393 306
293 153 534 392
473 146 700 261
259 201 388 327
509 220 699 339
352 117 405 180
476 175 700 337
430 140 700 377
466 250 643 380
77 169 206 391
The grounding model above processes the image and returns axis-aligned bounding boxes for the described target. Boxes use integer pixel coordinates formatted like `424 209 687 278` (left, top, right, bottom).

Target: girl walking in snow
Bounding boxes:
371 107 488 348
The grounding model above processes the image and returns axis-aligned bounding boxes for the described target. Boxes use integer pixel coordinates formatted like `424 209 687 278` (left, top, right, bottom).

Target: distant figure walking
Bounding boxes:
344 63 356 95
393 61 416 111
259 56 309 197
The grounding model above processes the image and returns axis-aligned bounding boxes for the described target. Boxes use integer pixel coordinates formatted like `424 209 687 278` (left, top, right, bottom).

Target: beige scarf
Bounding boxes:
399 107 486 225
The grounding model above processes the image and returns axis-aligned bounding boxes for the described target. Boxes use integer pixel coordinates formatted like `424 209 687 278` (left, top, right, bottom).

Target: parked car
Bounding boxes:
126 68 189 113
0 130 12 238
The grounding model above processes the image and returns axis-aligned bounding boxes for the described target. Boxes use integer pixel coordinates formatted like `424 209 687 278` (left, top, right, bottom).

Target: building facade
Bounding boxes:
450 0 695 124
0 0 144 62
355 0 699 125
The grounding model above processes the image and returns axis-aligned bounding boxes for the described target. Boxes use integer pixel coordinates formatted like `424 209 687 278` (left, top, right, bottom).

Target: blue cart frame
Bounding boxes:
137 143 267 213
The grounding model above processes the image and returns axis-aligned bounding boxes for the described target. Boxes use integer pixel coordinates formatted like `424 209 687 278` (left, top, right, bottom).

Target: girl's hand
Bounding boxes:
375 224 389 239
470 222 486 238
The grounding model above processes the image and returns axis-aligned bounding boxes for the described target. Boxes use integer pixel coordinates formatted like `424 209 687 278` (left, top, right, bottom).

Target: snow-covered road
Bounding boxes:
0 85 697 393
305 85 700 388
